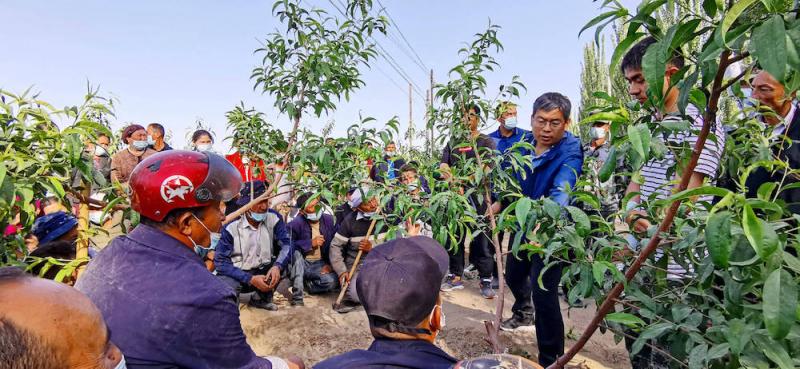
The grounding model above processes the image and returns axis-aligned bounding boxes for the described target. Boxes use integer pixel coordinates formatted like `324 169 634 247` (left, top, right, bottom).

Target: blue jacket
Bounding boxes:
518 131 584 206
287 213 337 264
215 209 293 285
488 126 532 154
75 224 271 369
314 338 457 369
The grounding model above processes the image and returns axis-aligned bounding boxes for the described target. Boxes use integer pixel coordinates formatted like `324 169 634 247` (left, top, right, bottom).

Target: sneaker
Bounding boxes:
334 300 361 314
291 299 305 307
248 299 278 311
440 275 464 292
500 313 534 331
480 279 496 299
491 276 500 290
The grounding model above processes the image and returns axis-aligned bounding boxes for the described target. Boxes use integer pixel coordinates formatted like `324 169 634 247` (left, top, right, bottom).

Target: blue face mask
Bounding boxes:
305 210 322 221
147 136 156 146
132 140 149 150
249 211 268 222
189 214 221 257
503 116 518 129
114 355 128 369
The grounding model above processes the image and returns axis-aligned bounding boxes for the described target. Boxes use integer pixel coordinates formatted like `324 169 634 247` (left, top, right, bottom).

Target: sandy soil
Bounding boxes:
240 279 632 368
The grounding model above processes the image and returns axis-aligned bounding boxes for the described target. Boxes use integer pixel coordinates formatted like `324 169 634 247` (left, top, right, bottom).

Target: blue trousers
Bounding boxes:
303 259 338 294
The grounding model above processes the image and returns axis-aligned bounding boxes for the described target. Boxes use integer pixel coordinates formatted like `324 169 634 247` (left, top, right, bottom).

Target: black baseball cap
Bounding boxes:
356 236 449 333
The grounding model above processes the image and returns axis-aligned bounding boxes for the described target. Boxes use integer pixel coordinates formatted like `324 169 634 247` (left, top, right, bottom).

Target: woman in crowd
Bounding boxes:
110 124 156 185
191 129 215 152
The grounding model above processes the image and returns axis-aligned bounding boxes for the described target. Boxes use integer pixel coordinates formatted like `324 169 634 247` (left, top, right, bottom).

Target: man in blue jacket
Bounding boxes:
288 192 339 294
504 92 583 367
215 180 300 310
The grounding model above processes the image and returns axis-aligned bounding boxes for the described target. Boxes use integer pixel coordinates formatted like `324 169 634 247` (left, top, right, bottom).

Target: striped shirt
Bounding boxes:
639 105 725 201
638 105 726 279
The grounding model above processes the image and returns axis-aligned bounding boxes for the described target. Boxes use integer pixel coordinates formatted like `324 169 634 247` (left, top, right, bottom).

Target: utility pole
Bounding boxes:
408 82 413 149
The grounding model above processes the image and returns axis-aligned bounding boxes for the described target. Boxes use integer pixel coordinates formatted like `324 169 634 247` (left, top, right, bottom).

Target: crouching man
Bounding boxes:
315 236 456 369
215 180 304 310
288 192 339 294
76 150 303 368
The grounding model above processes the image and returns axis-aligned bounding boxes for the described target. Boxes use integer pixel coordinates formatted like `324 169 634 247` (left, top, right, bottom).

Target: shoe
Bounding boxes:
491 276 500 290
334 300 361 314
500 313 534 331
291 300 305 307
248 299 278 311
440 275 464 292
480 279 496 299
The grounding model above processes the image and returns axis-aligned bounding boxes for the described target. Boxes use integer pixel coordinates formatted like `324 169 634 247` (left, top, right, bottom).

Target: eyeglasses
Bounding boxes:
533 118 564 129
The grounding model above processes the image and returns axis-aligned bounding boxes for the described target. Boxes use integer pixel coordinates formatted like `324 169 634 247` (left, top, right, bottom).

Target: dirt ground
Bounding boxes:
240 278 632 368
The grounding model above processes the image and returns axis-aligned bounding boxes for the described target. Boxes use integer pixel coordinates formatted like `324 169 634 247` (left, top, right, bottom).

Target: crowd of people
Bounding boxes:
3 36 798 369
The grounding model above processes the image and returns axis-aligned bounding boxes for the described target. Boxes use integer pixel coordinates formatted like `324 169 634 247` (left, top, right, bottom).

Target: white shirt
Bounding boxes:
772 102 797 137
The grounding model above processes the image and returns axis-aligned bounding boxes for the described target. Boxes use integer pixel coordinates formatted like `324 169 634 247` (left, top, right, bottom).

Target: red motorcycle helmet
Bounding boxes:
129 150 243 221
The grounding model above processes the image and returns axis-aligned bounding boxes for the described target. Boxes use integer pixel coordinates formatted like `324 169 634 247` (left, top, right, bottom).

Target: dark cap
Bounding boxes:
236 180 267 206
455 354 544 369
32 211 78 243
356 236 448 331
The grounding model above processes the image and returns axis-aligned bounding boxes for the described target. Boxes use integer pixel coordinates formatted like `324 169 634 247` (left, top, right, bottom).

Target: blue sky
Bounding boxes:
1 1 620 152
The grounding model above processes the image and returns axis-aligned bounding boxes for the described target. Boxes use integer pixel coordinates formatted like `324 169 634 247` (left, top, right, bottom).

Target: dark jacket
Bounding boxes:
75 225 271 369
334 202 354 226
287 213 337 264
745 102 800 214
314 338 457 369
370 156 406 182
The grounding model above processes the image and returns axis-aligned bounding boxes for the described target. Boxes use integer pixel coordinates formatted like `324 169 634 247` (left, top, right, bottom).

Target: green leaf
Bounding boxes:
515 197 531 230
565 206 590 237
783 251 800 274
742 203 778 260
754 335 794 369
579 10 625 37
719 0 759 47
543 198 561 219
610 32 646 75
763 268 797 340
725 319 751 355
605 312 646 327
598 146 617 182
592 262 608 285
706 211 732 268
702 0 718 18
752 14 787 82
628 123 646 158
688 344 708 369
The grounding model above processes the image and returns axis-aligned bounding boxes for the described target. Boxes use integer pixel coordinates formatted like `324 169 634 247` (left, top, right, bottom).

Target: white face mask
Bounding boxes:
114 355 127 369
590 126 607 140
196 143 213 152
502 116 518 129
147 136 156 146
94 145 108 157
305 209 322 221
189 214 221 256
131 140 149 150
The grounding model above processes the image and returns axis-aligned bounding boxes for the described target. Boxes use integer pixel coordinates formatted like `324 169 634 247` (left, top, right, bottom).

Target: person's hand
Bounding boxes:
266 266 281 290
312 236 325 249
612 248 634 262
633 218 651 234
406 218 421 236
250 275 270 292
358 239 372 252
626 210 649 232
204 251 216 272
339 272 350 286
320 264 333 275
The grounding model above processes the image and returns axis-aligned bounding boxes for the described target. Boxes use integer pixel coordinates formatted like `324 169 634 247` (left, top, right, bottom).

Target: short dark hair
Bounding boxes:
148 123 165 136
191 129 214 144
464 103 481 116
296 192 314 210
0 317 63 369
532 92 572 121
621 36 685 73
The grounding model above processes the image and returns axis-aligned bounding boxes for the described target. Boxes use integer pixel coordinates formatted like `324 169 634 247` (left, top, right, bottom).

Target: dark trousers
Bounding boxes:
218 264 274 304
505 253 564 366
447 230 494 279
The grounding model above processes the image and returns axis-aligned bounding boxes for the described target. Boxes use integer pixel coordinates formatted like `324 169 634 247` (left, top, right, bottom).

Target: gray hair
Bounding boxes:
532 92 571 121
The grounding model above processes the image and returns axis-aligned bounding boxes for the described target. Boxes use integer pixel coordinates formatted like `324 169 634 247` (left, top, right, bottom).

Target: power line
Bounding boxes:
375 0 429 74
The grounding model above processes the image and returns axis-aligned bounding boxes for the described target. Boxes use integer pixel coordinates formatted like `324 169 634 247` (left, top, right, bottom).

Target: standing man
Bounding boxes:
439 103 498 300
488 100 532 290
215 180 302 310
329 187 384 313
503 92 583 366
370 141 406 183
76 150 302 369
747 70 800 213
147 123 172 152
620 37 725 368
583 119 621 219
288 192 339 295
